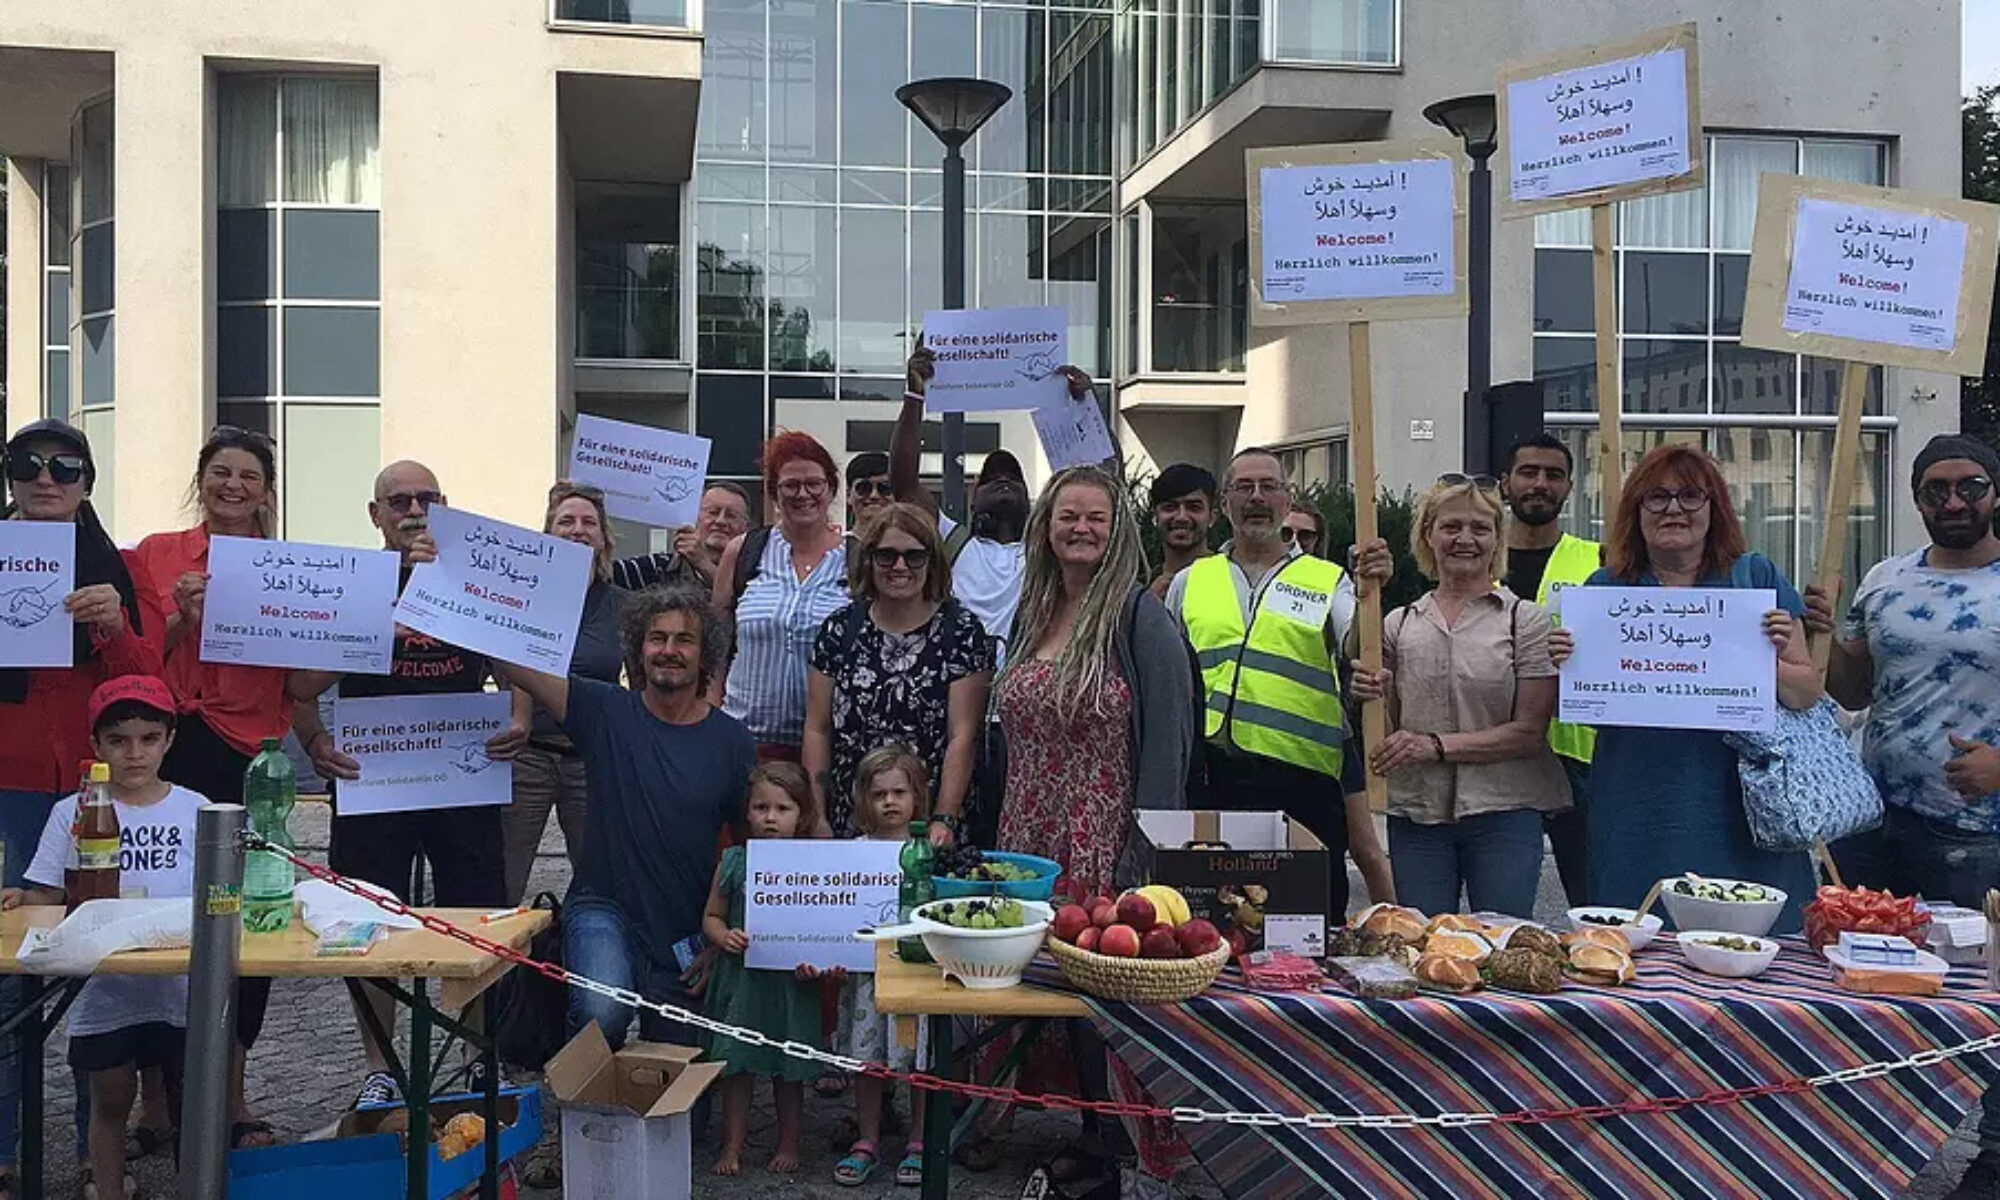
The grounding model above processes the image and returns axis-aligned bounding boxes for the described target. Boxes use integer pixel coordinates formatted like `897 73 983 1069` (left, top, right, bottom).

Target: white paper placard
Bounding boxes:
567 414 713 528
200 537 400 674
921 306 1070 413
0 522 75 668
1255 157 1456 304
1558 586 1777 734
1780 198 1970 355
1030 391 1115 470
743 839 903 974
1505 46 1693 205
392 506 593 677
332 692 514 816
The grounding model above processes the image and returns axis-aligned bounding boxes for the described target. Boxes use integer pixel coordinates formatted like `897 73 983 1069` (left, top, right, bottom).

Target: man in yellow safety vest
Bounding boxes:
1166 448 1393 920
1497 434 1599 907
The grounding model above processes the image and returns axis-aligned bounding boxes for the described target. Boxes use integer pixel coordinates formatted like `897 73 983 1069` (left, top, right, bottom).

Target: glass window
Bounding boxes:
80 317 114 408
978 6 1042 175
771 0 838 164
218 308 277 398
79 224 114 317
841 1 907 168
555 0 690 25
1799 429 1890 604
977 212 1046 310
1533 249 1593 333
282 404 381 547
696 373 768 479
697 203 767 369
45 275 69 345
772 167 838 204
284 308 380 396
78 101 113 225
1150 204 1246 372
1712 425 1799 579
78 408 113 526
1267 0 1396 64
45 164 72 267
913 3 977 77
910 208 940 330
1535 338 1595 414
217 77 278 206
1801 359 1884 417
1534 209 1590 249
216 401 275 436
576 185 683 361
768 206 837 371
1122 209 1140 376
841 169 906 207
1713 344 1793 415
699 164 767 203
45 350 70 421
1712 255 1749 337
284 210 381 301
1712 136 1796 252
1621 182 1706 250
1803 140 1885 186
1623 252 1706 336
838 207 908 374
701 0 768 159
218 210 276 302
1051 217 1112 378
282 78 380 205
1622 340 1704 414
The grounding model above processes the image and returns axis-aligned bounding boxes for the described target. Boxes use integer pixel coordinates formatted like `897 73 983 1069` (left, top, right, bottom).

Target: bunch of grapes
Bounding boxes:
931 898 1027 930
935 846 1037 882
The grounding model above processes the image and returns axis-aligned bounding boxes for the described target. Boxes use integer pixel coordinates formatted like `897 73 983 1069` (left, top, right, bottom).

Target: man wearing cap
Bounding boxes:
1149 464 1218 599
1829 433 2000 1199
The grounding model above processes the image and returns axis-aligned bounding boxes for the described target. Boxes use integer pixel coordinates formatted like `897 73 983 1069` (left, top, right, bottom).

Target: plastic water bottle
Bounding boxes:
242 738 297 933
897 821 935 965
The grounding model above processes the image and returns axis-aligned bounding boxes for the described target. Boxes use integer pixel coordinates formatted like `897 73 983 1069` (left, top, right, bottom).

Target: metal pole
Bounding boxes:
941 139 968 522
1465 148 1494 473
182 804 246 1200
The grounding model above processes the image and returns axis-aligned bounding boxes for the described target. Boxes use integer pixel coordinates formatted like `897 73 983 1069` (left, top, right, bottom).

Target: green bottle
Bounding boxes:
242 738 297 933
897 821 935 965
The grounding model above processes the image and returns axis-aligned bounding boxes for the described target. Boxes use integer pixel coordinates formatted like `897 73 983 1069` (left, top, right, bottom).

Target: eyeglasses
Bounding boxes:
1639 487 1711 514
5 449 88 485
380 490 444 513
870 547 931 570
1280 525 1322 549
1916 476 1994 508
777 478 829 498
851 479 891 499
1225 479 1286 498
1437 472 1500 492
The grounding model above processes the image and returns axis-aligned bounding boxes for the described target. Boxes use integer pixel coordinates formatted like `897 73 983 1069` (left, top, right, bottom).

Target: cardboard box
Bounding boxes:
227 1087 540 1200
1924 903 1989 965
1133 811 1330 957
544 1022 723 1200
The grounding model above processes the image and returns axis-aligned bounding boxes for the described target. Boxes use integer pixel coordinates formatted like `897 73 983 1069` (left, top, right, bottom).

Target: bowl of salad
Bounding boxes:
1676 931 1781 979
1657 874 1787 937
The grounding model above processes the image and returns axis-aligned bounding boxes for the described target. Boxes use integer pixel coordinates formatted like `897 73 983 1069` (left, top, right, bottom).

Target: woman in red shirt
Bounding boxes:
129 424 289 1150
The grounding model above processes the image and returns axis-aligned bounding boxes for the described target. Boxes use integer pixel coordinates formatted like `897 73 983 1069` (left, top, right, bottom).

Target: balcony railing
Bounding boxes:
553 0 694 31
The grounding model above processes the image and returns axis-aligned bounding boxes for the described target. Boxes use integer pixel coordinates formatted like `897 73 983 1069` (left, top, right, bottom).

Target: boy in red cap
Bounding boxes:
8 676 205 1200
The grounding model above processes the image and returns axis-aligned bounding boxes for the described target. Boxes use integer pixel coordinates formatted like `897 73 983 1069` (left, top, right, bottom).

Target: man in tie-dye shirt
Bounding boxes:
1830 433 2000 1200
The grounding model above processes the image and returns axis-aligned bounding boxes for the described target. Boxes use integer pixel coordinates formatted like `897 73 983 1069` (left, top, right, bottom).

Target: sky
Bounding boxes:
1971 0 2000 90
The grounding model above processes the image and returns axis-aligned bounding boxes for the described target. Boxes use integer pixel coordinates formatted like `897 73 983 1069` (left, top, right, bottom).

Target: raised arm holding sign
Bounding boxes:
392 505 594 677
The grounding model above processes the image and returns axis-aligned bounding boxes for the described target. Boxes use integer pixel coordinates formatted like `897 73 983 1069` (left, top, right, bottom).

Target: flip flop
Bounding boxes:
231 1119 277 1149
834 1139 879 1187
896 1142 924 1187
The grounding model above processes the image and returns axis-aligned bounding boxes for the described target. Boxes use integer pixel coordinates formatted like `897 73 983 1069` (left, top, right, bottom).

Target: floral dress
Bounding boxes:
995 660 1135 900
812 599 991 836
701 846 822 1082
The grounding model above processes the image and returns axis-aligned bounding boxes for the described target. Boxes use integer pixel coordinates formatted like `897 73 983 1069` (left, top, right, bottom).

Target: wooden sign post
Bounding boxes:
1247 140 1470 812
1499 22 1704 526
1740 174 2000 677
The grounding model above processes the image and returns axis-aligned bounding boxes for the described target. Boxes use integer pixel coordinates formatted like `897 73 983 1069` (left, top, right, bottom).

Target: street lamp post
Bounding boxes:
1424 93 1499 473
899 76 1012 521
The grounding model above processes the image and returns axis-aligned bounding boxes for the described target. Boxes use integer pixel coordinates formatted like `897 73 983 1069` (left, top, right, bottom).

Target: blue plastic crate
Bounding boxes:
228 1086 541 1200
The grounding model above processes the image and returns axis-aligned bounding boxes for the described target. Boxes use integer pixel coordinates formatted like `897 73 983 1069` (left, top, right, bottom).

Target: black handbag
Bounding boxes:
486 891 568 1071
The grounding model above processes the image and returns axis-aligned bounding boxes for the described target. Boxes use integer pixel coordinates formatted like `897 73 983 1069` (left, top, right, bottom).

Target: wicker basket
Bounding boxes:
1044 937 1231 1004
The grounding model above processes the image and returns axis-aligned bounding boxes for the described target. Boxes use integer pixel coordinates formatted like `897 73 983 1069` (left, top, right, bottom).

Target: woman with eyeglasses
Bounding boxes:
500 483 630 903
803 503 991 839
711 432 851 764
1347 474 1570 918
0 419 161 1194
1549 444 1822 931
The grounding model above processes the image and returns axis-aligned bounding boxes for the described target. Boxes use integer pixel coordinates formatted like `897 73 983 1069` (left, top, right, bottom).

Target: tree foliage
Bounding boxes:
1963 87 2000 443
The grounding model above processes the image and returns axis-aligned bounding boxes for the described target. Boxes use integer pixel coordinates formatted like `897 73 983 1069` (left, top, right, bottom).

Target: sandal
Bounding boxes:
833 1139 879 1187
79 1166 137 1200
231 1119 277 1149
815 1071 852 1098
896 1142 924 1187
127 1125 175 1160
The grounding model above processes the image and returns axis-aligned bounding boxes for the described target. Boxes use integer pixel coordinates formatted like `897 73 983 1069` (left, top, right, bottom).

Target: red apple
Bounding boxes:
1175 918 1223 958
1051 905 1092 945
1224 926 1251 962
1115 893 1158 931
1090 900 1118 930
1140 927 1183 959
1098 924 1142 958
1075 926 1101 953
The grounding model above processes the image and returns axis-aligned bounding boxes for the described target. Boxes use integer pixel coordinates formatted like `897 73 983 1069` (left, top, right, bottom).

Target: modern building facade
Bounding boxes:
0 0 1964 579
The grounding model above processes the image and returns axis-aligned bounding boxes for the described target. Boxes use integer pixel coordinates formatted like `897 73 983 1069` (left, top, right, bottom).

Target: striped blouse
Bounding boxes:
722 528 850 745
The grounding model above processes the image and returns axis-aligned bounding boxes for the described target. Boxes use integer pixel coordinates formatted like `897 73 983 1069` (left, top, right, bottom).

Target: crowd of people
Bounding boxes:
7 360 2000 1194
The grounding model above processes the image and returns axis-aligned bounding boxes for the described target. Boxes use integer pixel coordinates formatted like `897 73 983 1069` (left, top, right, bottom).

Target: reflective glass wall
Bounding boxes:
691 0 1115 482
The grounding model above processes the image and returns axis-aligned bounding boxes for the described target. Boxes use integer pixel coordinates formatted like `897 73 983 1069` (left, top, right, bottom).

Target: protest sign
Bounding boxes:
331 692 513 816
920 306 1070 413
393 505 592 676
0 522 74 668
744 839 902 973
200 537 399 674
567 414 712 528
1558 585 1777 734
1498 23 1702 216
1030 390 1115 470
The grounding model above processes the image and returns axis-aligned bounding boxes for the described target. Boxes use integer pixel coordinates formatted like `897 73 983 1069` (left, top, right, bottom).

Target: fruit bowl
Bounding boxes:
931 851 1063 902
1044 937 1231 1004
858 899 1054 990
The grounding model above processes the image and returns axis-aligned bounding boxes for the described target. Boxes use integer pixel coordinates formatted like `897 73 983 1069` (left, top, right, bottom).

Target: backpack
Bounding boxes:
731 526 863 601
486 891 568 1071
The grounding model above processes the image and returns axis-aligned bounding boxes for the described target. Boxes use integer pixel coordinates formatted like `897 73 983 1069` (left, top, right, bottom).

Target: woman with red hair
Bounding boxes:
711 432 850 783
1550 443 1822 931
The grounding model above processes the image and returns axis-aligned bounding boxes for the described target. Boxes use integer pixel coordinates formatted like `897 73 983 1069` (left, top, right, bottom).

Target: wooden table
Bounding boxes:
0 905 550 1200
873 942 1087 1200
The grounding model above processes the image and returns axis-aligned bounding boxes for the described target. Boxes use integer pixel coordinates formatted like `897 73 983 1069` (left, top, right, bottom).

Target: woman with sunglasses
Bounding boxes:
1549 444 1822 932
1347 474 1570 919
803 503 990 839
711 432 851 764
0 419 160 1197
500 482 629 903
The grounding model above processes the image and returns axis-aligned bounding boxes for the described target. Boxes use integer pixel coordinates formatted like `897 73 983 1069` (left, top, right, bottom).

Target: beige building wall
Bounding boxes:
3 156 44 438
0 0 698 543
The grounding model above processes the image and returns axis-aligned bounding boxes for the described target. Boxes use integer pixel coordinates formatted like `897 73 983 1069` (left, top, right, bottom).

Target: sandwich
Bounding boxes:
1424 929 1495 963
1504 925 1564 958
1484 947 1565 994
1561 926 1632 954
1415 953 1483 993
1356 904 1428 944
1426 913 1486 937
1566 942 1636 986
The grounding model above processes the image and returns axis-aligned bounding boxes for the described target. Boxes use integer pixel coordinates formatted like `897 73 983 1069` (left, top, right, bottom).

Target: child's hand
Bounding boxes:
794 964 848 982
722 928 749 954
0 888 21 911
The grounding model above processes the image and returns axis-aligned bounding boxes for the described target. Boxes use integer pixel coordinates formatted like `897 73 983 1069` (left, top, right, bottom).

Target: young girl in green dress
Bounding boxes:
703 761 825 1175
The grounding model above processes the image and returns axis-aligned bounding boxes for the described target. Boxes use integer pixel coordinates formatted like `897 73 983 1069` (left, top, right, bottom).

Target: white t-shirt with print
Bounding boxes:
939 514 1025 662
25 785 205 1036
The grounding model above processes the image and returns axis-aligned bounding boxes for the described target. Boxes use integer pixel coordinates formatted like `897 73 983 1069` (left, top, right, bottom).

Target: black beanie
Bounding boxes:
1150 462 1217 507
1910 434 2000 493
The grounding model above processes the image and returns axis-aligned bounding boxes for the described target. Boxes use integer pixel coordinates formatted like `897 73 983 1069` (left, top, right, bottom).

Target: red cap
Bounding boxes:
88 676 177 729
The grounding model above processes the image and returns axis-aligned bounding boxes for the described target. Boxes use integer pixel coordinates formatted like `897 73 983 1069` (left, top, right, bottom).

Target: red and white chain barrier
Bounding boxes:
247 833 2000 1131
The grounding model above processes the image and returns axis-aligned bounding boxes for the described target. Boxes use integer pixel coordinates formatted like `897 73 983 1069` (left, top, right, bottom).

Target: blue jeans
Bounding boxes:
1832 806 2000 1151
563 897 710 1134
0 791 58 1168
1387 808 1545 919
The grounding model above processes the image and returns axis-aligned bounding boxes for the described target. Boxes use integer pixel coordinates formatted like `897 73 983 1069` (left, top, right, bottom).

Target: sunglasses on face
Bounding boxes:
851 479 891 499
1639 487 1711 514
381 490 444 513
1917 476 1994 508
5 449 88 486
1280 526 1322 548
870 547 931 570
1437 472 1500 492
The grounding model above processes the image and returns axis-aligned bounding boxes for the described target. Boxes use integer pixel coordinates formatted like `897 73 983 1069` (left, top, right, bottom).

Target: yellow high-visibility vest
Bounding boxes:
1183 554 1345 778
1536 532 1601 764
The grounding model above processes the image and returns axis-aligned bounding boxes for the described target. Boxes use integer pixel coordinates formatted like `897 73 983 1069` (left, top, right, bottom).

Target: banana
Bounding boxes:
1128 885 1191 928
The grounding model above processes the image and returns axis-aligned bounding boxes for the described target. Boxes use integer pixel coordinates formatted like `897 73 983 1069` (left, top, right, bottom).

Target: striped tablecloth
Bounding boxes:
1044 936 2000 1199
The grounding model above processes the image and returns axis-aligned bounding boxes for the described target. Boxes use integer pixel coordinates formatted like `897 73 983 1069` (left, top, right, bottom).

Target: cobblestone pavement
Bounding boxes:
24 804 1977 1197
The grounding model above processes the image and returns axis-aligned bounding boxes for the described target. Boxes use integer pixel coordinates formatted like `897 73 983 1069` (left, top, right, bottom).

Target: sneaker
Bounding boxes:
354 1070 399 1110
1945 1151 2000 1200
